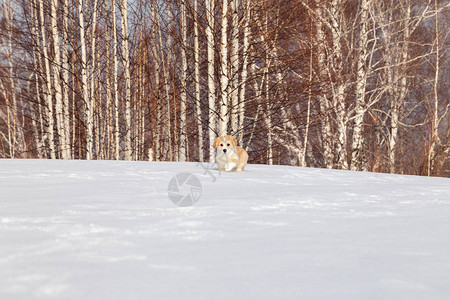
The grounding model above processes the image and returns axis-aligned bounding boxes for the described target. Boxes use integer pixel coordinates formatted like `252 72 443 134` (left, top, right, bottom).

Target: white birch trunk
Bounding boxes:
219 0 229 136
428 0 442 176
179 0 187 161
264 14 273 165
193 0 203 162
230 0 239 136
0 80 13 157
112 0 120 160
351 0 371 171
238 0 250 145
388 3 411 174
71 49 77 158
39 0 57 159
389 94 399 173
105 0 112 159
3 1 15 158
150 0 161 161
30 1 45 157
50 0 70 159
138 21 145 161
78 0 92 159
120 0 133 160
265 89 273 165
95 49 102 159
245 64 262 152
206 0 217 162
315 2 333 168
302 15 314 167
61 0 72 158
156 0 172 160
89 0 99 158
329 1 348 169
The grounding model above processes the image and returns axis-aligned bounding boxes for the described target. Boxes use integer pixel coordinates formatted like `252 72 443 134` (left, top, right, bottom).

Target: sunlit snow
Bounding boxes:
0 160 449 299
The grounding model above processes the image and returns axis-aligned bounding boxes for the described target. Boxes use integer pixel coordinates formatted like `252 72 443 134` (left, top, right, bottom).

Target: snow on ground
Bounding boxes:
0 159 449 300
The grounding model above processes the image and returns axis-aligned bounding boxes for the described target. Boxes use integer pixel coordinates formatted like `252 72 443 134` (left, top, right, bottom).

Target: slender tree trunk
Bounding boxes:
151 0 161 161
351 0 371 171
95 47 102 159
3 1 15 158
72 44 77 158
30 1 45 157
120 0 133 160
156 0 172 160
179 0 187 161
335 86 348 169
246 64 262 152
206 0 217 162
388 2 410 174
193 0 203 162
238 0 250 145
428 0 441 176
50 0 70 159
105 0 112 159
315 2 333 168
265 96 273 165
264 14 273 165
329 1 348 169
39 0 57 159
112 0 120 160
62 0 72 158
302 13 314 167
78 0 92 159
230 0 239 136
219 0 229 136
89 0 99 159
137 9 146 161
0 80 12 157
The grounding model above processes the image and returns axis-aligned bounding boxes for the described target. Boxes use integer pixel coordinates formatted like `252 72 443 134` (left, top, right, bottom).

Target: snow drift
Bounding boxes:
0 159 449 299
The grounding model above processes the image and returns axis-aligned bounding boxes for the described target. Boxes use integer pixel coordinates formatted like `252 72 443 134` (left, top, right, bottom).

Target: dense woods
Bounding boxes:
0 0 448 176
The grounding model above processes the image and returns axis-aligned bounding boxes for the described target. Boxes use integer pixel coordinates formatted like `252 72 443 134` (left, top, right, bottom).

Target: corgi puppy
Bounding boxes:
213 136 248 172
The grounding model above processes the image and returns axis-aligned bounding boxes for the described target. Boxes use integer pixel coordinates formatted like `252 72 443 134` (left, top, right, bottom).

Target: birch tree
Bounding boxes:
219 0 229 136
2 1 15 158
30 0 46 158
230 0 240 136
120 0 133 160
150 0 161 161
39 0 57 159
206 0 217 162
351 0 371 171
77 0 93 159
238 0 251 145
61 0 72 158
110 0 120 159
329 0 349 170
50 0 71 159
193 0 203 161
427 0 449 176
315 1 333 168
179 0 187 161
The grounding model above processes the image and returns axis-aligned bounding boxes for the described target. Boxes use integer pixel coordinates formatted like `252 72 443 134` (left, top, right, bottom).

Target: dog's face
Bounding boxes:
213 136 237 155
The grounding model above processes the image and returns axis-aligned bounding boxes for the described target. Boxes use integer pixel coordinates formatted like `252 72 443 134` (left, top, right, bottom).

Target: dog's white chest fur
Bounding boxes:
216 149 238 172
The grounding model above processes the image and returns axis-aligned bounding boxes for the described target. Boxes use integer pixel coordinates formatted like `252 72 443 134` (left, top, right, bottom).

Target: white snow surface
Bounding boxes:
0 159 449 300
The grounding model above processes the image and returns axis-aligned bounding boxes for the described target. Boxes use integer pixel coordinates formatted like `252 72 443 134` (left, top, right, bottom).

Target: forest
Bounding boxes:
0 0 448 176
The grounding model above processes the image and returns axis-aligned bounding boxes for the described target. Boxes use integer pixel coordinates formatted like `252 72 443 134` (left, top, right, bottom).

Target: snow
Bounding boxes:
0 159 449 300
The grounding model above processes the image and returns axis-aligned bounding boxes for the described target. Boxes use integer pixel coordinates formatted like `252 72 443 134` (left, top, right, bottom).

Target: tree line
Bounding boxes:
0 0 448 176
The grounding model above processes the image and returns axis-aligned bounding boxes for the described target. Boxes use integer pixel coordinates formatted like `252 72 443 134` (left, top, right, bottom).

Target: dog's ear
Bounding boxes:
230 136 237 147
213 137 221 148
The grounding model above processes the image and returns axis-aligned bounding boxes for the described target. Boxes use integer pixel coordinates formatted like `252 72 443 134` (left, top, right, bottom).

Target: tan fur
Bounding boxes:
213 136 248 172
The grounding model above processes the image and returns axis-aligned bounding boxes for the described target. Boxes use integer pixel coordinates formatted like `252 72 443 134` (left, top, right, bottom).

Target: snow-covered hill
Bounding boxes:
0 160 449 300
